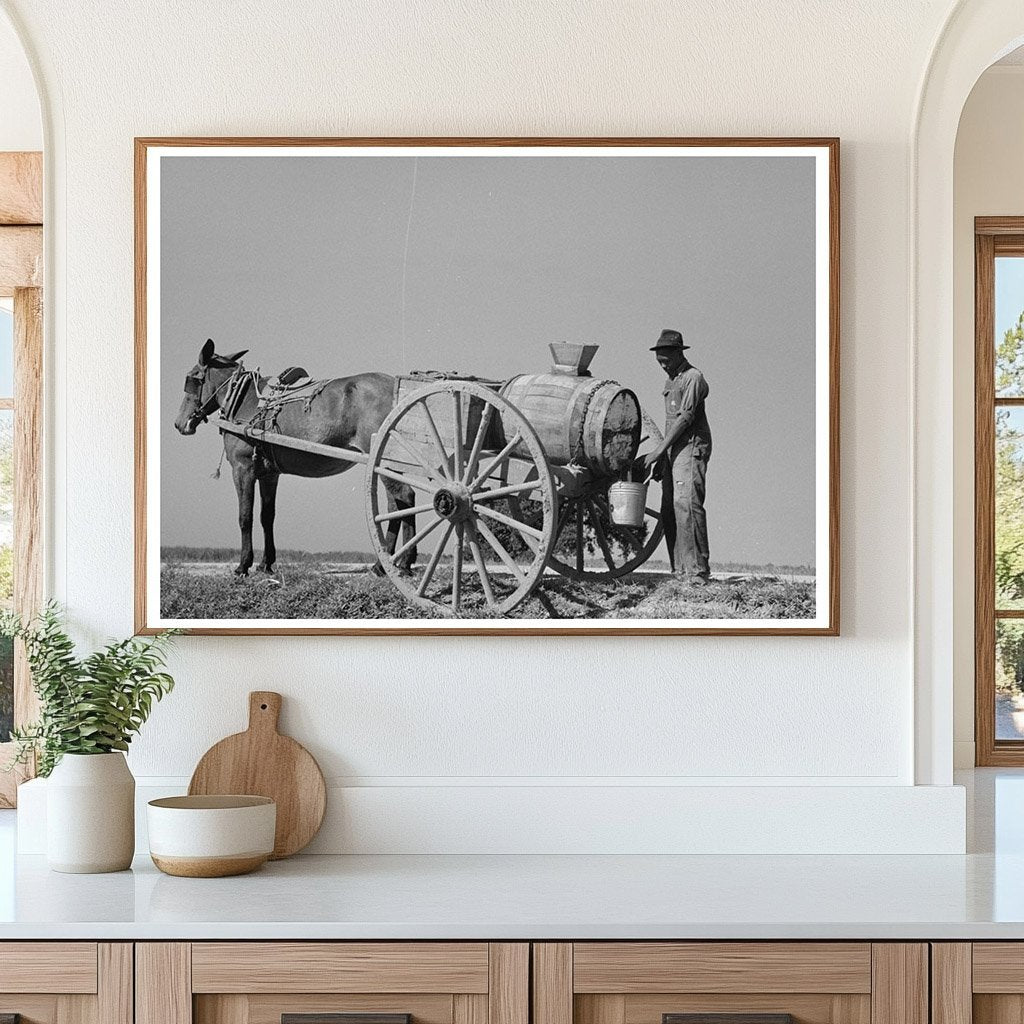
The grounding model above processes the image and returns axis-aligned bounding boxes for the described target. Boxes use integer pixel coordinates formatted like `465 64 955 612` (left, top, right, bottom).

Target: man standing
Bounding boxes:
643 329 712 584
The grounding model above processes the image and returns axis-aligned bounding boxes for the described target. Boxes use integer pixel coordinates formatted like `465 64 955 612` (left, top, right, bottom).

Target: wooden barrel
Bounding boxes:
499 373 641 475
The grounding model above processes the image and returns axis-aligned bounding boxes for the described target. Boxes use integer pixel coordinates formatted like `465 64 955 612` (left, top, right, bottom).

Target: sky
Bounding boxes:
997 257 1024 341
158 152 819 567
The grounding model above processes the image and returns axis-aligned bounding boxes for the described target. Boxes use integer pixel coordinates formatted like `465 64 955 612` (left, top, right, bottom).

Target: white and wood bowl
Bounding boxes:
147 795 276 877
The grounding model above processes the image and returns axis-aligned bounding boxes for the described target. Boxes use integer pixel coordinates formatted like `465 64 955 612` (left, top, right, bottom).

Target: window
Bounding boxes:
975 219 1024 764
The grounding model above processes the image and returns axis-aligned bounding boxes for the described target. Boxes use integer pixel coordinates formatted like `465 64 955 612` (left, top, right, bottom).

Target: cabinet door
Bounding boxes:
0 943 131 1024
534 944 928 1024
137 943 528 1024
938 943 1024 1024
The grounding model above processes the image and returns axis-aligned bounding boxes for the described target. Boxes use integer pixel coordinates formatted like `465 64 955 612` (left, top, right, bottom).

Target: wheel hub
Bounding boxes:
433 482 473 523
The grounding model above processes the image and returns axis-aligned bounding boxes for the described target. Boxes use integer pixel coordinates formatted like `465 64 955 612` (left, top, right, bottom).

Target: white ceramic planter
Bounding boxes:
46 752 135 873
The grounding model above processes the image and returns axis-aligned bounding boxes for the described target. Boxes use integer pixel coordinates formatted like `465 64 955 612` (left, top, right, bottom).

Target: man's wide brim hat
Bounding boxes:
650 328 690 351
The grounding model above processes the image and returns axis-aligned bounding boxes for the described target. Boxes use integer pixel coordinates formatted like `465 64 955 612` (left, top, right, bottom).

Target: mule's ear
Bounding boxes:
199 338 215 366
223 349 248 364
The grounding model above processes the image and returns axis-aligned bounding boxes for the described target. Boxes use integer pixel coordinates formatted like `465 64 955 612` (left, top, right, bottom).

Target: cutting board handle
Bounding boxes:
248 691 282 734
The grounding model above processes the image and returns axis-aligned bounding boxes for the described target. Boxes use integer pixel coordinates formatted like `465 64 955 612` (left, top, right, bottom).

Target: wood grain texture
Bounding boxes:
136 943 192 1024
870 945 927 1024
576 996 625 1024
534 945 572 1024
242 995 451 1024
971 944 1024 992
0 152 42 224
0 226 41 295
191 943 489 994
974 995 1024 1024
98 945 132 1024
624 995 869 1024
188 691 326 859
488 944 528 1024
196 994 248 1024
134 135 839 637
573 943 871 994
0 998 58 1024
453 995 487 1024
0 943 97 993
931 945 971 1024
977 217 1024 236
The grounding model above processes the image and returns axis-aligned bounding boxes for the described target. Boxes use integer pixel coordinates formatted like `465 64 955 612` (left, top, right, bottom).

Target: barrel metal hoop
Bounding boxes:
570 378 614 467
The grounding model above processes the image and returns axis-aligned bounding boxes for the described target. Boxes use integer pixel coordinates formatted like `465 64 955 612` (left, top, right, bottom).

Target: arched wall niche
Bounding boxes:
914 1 1024 785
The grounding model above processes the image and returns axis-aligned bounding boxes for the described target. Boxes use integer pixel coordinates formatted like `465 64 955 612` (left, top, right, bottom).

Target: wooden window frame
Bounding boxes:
0 151 43 806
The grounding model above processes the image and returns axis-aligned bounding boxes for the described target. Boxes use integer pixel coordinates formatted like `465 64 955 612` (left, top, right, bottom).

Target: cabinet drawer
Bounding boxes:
0 943 130 1024
139 942 528 1024
534 944 925 1024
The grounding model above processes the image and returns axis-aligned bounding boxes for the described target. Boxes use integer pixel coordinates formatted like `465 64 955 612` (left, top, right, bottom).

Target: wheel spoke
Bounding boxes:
587 498 617 571
452 392 465 481
373 501 435 524
373 464 439 495
421 401 453 480
467 528 497 609
416 521 454 597
389 431 448 483
452 523 464 611
473 479 542 503
393 515 443 562
468 432 522 492
475 503 543 548
462 402 495 485
475 516 526 582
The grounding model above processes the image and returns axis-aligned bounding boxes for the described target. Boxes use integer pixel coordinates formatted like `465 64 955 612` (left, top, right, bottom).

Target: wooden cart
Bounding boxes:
219 346 665 616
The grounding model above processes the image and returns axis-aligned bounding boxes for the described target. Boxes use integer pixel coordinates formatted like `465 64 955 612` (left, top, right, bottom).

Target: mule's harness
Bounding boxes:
184 363 250 427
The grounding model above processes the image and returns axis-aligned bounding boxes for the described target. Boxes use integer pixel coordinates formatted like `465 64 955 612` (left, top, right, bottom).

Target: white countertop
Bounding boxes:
0 849 1022 940
1 769 1022 941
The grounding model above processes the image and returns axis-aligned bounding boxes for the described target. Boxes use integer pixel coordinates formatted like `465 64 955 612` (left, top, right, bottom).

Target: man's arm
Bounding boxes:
643 373 707 469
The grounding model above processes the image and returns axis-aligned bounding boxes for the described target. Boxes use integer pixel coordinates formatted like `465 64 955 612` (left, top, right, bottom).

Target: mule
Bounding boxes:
174 339 416 577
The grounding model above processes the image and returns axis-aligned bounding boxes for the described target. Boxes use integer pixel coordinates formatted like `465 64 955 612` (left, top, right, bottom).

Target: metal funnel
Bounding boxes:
549 343 599 376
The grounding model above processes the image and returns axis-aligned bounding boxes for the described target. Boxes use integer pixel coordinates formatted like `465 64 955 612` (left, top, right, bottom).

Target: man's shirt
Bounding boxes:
663 365 712 452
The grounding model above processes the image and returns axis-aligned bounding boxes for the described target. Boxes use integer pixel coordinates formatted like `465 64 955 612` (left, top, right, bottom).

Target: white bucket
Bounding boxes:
608 481 648 528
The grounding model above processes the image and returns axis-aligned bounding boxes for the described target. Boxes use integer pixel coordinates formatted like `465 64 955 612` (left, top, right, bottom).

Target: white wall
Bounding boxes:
2 0 972 852
952 66 1024 767
0 11 39 151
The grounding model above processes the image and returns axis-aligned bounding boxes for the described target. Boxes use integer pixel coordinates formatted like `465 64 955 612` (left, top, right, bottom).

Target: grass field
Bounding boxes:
159 558 816 621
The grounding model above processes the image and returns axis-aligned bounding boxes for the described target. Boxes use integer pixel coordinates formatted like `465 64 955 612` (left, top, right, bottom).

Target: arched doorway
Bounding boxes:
914 1 1024 785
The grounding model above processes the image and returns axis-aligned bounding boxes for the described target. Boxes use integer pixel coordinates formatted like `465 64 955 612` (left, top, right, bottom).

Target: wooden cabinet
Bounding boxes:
932 943 1024 1024
136 944 528 1024
532 944 928 1024
0 943 132 1024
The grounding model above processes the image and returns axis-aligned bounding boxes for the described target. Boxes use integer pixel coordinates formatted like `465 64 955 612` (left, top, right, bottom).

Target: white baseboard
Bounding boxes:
17 777 967 856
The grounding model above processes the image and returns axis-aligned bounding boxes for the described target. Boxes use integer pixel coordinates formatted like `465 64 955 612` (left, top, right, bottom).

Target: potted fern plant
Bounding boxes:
2 604 177 873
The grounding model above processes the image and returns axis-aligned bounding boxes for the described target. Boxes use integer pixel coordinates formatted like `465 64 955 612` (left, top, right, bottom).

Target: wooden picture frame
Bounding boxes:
135 137 839 636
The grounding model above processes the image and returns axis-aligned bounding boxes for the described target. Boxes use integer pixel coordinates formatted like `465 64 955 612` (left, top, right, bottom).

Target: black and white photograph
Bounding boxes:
136 139 838 634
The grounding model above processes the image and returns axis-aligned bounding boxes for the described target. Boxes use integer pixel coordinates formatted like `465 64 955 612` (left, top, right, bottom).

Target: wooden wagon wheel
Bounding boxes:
366 381 557 616
545 410 666 580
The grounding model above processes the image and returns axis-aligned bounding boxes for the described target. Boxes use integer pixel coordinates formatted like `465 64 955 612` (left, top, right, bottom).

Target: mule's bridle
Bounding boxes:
184 363 246 428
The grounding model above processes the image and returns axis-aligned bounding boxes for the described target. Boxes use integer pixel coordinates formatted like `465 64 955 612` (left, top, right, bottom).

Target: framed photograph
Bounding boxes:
135 137 839 636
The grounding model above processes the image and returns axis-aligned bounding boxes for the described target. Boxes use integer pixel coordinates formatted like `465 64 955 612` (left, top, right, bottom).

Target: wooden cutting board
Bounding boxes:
188 691 326 859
